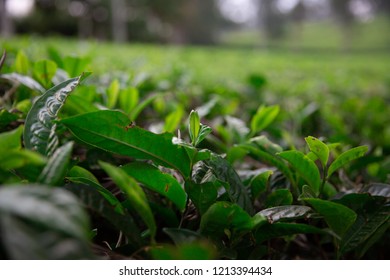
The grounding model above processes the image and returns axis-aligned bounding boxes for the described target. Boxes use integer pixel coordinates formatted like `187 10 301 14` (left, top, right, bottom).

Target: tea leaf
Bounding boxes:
305 198 357 237
185 181 218 215
305 136 329 167
254 223 326 243
61 110 191 178
100 161 156 241
122 162 187 212
1 73 45 93
15 50 30 75
24 74 85 156
265 189 293 208
107 79 120 108
189 110 200 146
37 141 73 186
119 87 139 115
250 105 279 136
327 146 368 178
33 60 57 89
278 150 321 196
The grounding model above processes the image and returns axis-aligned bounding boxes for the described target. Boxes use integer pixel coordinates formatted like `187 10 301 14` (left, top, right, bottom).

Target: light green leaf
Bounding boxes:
189 110 200 146
164 105 184 133
122 162 187 212
0 125 23 153
278 150 321 196
99 161 156 241
15 50 30 75
61 110 191 178
250 105 280 135
24 74 85 156
119 87 139 115
327 146 368 178
33 59 57 89
107 79 120 108
305 198 357 237
305 136 329 167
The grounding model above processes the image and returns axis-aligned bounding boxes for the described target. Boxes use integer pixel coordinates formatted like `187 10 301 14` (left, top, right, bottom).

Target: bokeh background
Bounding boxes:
1 0 389 51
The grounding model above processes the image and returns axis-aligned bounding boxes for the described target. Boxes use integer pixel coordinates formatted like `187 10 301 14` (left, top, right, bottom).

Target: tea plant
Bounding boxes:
0 47 389 260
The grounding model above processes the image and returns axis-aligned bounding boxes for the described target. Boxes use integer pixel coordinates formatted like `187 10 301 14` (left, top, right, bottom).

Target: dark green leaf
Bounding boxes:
250 170 273 199
65 184 142 247
122 162 187 212
0 109 18 129
327 146 368 178
0 185 93 259
339 204 390 257
203 154 254 214
305 198 357 237
100 161 156 241
61 110 191 178
24 74 85 156
185 181 218 215
254 223 326 243
37 141 73 186
0 49 6 71
265 189 293 208
163 228 203 245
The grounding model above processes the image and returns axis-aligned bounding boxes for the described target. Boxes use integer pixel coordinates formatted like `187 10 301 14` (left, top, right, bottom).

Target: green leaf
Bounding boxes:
196 124 212 146
151 242 216 260
0 109 18 129
203 154 254 214
0 185 93 259
257 205 312 223
305 198 357 237
0 49 6 71
163 228 203 245
37 141 73 186
189 110 200 146
24 74 85 156
305 136 329 167
65 184 143 247
0 125 23 153
63 55 90 77
99 161 157 241
327 146 368 178
130 93 161 121
33 59 57 89
200 202 255 238
122 162 187 212
278 150 321 196
250 170 273 199
107 79 120 108
164 105 184 133
185 181 218 215
254 223 326 243
265 189 293 208
15 50 30 75
250 105 280 135
119 87 139 115
61 110 191 178
0 149 46 170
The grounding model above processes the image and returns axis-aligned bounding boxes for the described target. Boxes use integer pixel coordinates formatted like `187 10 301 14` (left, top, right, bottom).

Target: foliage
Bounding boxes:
0 42 389 260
